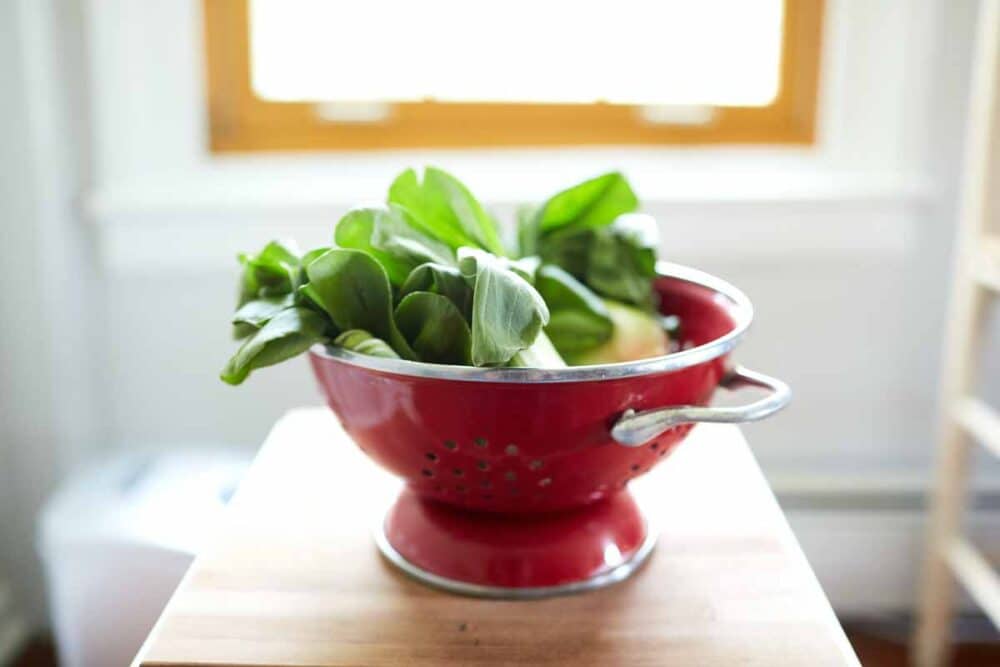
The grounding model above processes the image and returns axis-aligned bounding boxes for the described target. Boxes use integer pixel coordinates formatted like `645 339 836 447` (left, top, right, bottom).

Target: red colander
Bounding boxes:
309 262 790 598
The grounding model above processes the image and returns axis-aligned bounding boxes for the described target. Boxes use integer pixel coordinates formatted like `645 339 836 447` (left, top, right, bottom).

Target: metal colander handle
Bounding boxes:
610 366 791 446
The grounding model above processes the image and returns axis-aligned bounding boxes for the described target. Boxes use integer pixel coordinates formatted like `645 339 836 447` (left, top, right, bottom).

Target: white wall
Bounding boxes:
1 0 106 632
0 0 994 633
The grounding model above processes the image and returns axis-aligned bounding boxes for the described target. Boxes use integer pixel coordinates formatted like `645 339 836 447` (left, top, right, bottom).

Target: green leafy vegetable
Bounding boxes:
334 206 453 286
296 246 330 287
221 167 676 385
232 293 296 329
534 265 613 354
334 330 400 359
536 171 638 233
584 213 659 308
518 172 637 256
395 292 472 364
302 248 417 360
231 241 306 339
220 307 328 385
389 167 507 256
519 172 658 309
459 248 550 366
399 262 473 319
236 240 303 305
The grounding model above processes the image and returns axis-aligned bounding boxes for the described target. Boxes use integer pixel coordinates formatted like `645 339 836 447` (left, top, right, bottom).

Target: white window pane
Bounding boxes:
250 0 784 106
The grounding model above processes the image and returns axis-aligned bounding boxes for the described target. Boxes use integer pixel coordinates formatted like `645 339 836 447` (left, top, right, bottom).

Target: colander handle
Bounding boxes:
610 366 791 446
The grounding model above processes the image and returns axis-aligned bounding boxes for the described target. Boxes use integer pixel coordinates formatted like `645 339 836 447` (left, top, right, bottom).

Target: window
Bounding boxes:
203 0 824 152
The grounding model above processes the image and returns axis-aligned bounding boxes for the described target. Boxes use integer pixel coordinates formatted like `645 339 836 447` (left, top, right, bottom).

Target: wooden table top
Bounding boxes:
135 407 859 667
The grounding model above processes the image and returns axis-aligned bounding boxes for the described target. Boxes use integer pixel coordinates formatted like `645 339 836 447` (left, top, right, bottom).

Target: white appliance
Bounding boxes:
37 449 249 667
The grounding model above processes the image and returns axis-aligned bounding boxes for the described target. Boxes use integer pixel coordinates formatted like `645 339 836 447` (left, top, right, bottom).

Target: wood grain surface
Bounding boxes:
135 408 859 666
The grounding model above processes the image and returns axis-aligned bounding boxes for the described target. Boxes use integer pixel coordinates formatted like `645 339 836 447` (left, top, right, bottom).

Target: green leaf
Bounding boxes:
232 322 258 341
237 240 302 305
506 255 542 283
395 292 472 364
303 248 417 360
333 330 400 359
388 167 507 256
334 206 454 286
296 245 330 286
220 307 327 385
586 214 659 308
522 173 650 308
399 262 473 319
537 226 593 278
534 265 613 354
516 204 541 257
232 293 296 328
459 248 549 366
536 172 638 234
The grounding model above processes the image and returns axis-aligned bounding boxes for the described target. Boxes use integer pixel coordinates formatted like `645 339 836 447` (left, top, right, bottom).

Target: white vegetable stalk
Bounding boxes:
509 330 567 369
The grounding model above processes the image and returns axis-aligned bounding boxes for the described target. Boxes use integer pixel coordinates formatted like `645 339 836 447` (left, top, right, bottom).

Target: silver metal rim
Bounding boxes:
610 365 793 445
310 261 753 384
373 518 658 600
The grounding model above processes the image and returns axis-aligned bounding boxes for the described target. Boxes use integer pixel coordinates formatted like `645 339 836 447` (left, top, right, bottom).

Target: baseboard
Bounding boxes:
775 485 1000 616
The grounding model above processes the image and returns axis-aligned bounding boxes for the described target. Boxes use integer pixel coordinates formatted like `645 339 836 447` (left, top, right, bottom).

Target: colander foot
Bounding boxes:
375 489 656 599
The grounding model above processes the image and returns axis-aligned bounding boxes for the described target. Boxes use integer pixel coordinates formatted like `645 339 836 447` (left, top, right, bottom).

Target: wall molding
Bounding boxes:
786 506 1000 616
770 476 1000 615
87 178 927 272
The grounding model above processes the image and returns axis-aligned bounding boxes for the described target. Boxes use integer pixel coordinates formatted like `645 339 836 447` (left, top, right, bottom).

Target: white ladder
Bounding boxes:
914 1 1000 665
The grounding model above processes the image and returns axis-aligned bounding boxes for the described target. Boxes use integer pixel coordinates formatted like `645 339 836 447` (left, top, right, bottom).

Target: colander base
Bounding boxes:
376 488 656 599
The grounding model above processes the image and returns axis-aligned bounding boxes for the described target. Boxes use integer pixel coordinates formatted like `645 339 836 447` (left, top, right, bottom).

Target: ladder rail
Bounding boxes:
953 398 1000 459
946 538 1000 629
914 0 1000 665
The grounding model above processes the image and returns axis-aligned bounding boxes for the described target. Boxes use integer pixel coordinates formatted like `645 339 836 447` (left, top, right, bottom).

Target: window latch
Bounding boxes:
313 101 393 124
637 105 716 126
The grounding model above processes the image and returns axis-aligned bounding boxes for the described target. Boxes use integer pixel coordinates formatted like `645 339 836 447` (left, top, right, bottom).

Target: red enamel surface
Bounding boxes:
385 489 647 588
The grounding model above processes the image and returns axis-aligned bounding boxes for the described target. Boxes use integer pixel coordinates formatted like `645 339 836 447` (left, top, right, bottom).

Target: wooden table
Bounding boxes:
135 408 859 666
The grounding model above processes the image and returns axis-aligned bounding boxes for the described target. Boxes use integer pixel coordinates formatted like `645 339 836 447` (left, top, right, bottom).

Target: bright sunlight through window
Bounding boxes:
248 0 786 107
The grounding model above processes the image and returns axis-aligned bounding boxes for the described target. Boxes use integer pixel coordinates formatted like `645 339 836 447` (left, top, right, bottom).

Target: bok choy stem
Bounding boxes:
508 330 566 369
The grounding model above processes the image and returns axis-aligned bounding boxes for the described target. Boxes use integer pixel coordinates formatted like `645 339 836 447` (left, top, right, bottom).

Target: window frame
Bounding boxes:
202 0 824 152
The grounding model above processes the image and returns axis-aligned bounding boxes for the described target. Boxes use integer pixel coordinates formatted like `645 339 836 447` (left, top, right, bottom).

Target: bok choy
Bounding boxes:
221 168 674 385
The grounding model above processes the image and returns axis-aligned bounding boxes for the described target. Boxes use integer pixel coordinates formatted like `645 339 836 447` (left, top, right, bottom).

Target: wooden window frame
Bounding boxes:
203 0 824 152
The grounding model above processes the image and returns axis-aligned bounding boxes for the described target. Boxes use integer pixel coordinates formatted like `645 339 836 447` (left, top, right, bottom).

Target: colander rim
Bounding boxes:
309 261 753 383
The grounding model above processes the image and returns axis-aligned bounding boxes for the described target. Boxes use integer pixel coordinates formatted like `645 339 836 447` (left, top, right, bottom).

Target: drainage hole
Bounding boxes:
443 440 458 451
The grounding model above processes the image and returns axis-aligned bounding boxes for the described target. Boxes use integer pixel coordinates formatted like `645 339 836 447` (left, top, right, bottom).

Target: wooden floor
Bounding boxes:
14 628 1000 666
845 630 1000 666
